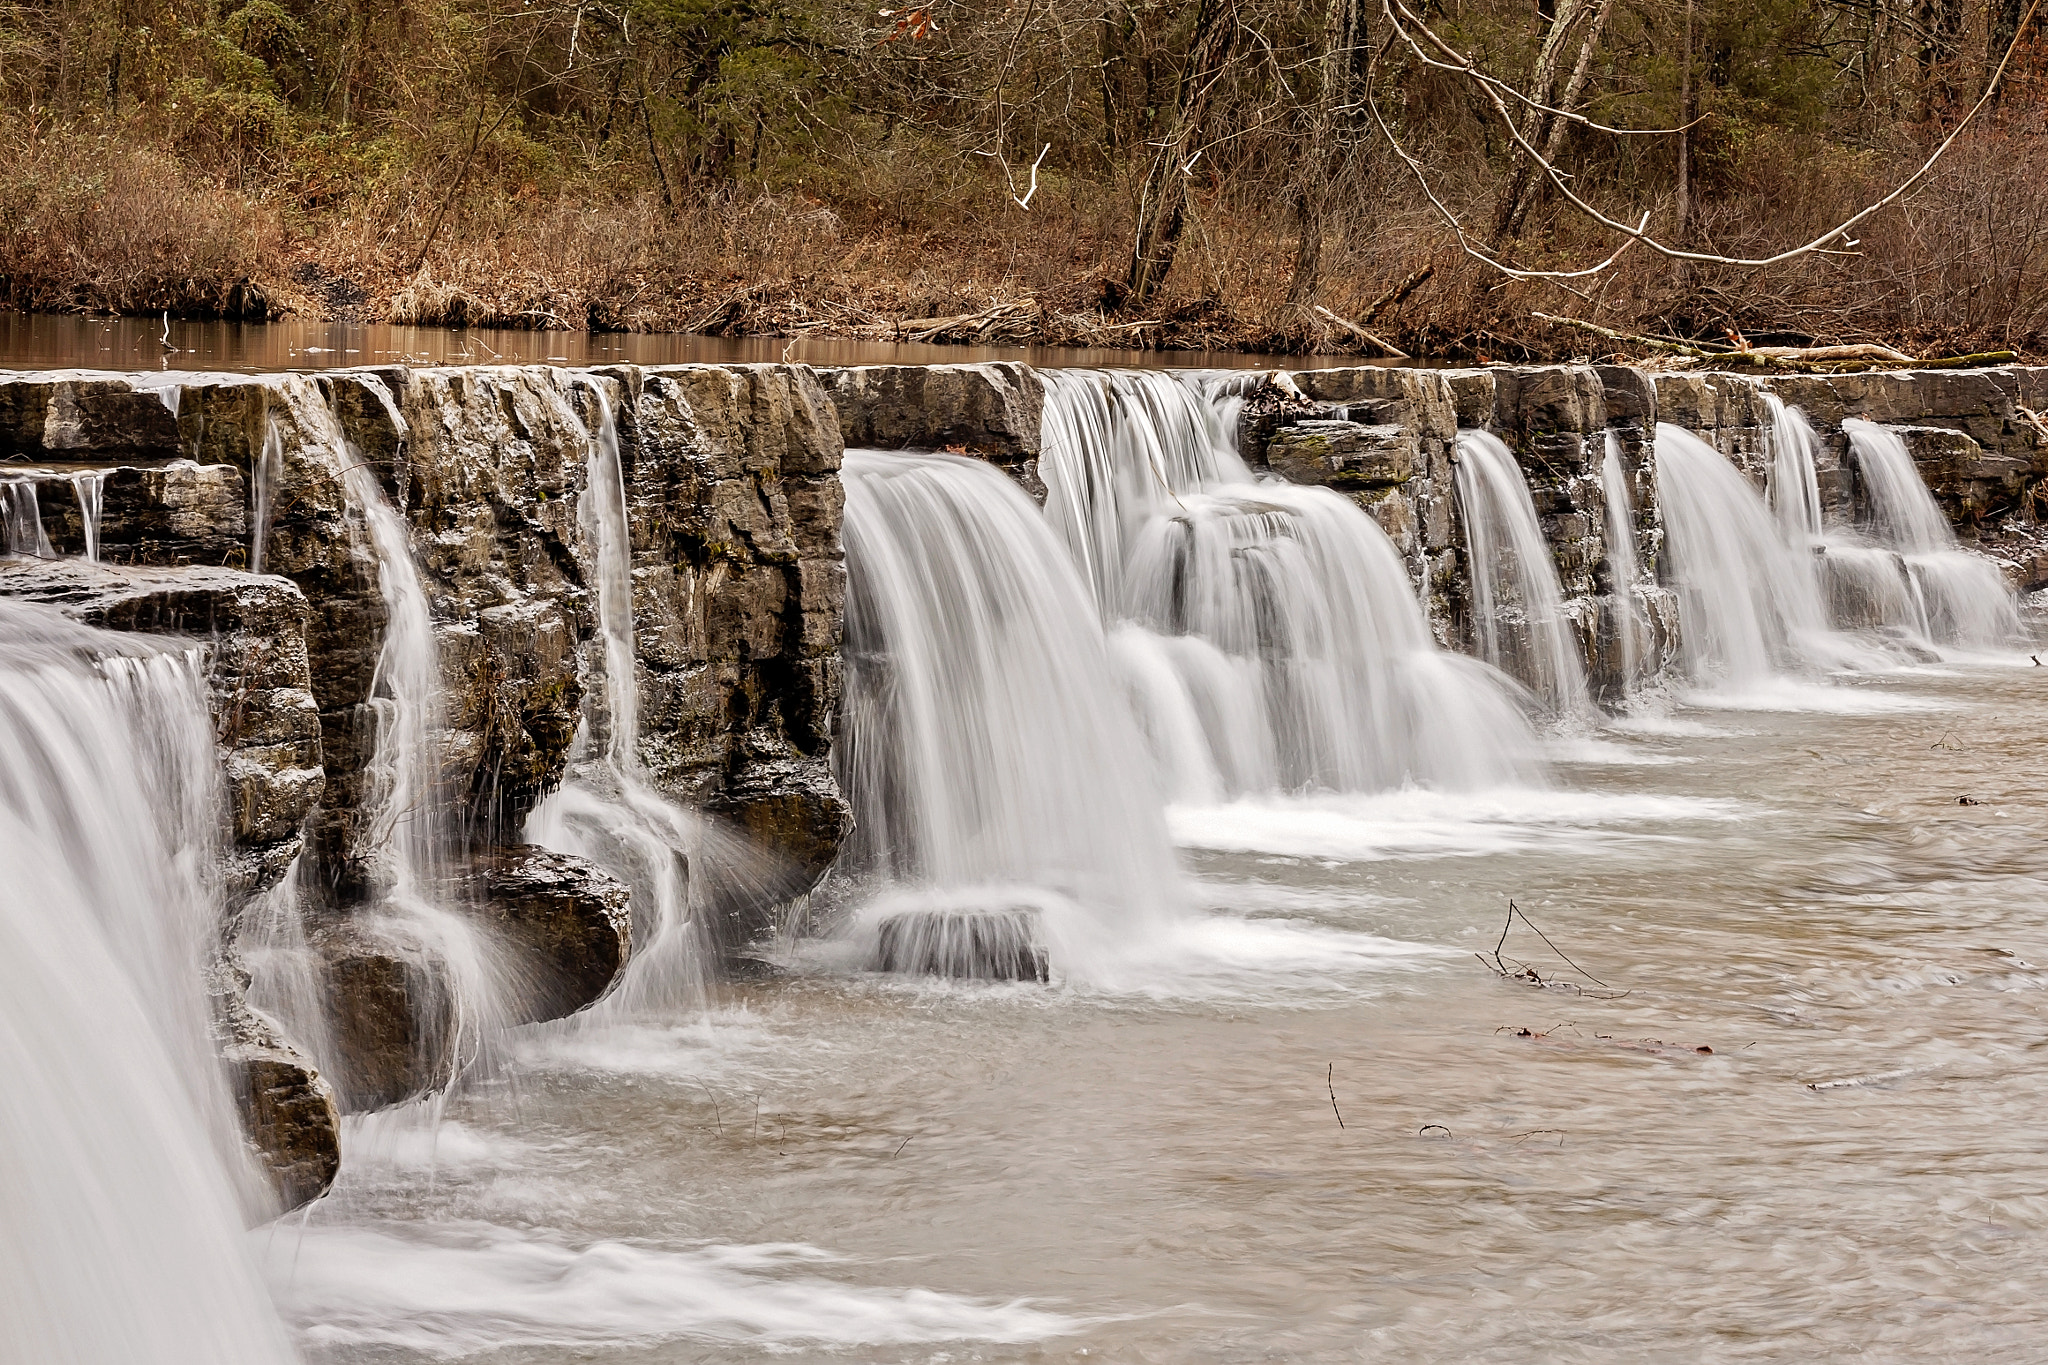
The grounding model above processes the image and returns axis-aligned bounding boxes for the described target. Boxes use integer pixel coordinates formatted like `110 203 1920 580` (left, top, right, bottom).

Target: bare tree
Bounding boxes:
1127 0 1243 303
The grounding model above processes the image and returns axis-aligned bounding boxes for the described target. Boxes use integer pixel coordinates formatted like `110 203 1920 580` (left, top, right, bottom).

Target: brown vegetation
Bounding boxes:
4 0 2048 359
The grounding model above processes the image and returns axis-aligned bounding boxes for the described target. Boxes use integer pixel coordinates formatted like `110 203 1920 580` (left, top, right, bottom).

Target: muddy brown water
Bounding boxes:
262 660 2048 1362
0 312 1370 373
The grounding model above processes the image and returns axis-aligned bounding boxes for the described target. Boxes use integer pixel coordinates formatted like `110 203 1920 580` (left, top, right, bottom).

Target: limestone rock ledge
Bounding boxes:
0 360 855 1191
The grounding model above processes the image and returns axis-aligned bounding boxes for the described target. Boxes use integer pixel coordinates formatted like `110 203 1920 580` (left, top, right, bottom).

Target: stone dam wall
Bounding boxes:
3 357 2043 1209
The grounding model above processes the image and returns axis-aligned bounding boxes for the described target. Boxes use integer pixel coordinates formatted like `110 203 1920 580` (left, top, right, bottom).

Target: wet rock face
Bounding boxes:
209 959 341 1210
1265 420 1417 488
307 916 458 1113
605 365 852 918
474 846 632 1024
0 560 325 906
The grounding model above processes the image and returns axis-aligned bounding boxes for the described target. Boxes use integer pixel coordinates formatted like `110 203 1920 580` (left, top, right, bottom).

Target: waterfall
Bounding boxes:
837 448 1185 970
71 471 105 562
1037 369 1538 794
1600 433 1648 690
1763 394 1824 542
1845 419 1955 553
525 378 737 1014
250 408 286 574
1036 367 1251 613
1 475 54 557
1843 419 2019 647
1653 423 1841 687
279 375 512 1097
1453 430 1591 713
0 602 298 1364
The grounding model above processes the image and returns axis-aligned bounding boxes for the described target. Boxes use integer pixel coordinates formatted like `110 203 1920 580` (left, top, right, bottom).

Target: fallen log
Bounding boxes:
1531 313 2017 371
1314 305 1409 358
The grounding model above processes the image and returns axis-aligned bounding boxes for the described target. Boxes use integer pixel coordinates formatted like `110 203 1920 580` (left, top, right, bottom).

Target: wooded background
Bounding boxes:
2 0 2043 355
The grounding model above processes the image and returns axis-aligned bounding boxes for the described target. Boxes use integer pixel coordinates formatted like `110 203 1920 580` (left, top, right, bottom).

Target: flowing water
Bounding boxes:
260 652 2048 1363
1454 429 1591 713
1764 393 1825 542
523 377 753 1014
13 360 2048 1360
259 375 516 1096
1037 369 1538 797
1600 432 1650 691
1842 419 2021 648
0 602 298 1363
1652 422 1884 691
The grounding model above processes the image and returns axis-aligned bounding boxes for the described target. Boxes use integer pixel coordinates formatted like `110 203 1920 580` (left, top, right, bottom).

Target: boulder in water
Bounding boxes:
308 918 460 1112
873 908 1050 983
211 963 342 1212
474 845 632 1023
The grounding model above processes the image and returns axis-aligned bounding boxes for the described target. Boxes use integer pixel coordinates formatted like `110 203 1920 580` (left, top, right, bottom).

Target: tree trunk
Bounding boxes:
1675 0 1694 245
1495 0 1613 241
1286 0 1371 311
1126 0 1241 304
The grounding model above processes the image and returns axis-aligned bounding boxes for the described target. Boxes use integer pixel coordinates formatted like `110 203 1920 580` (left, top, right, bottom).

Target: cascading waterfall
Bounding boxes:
1763 394 1825 542
250 408 286 575
1654 423 1876 688
837 448 1186 971
0 470 105 561
1843 418 2020 646
1 475 54 557
525 377 755 1013
1038 369 1539 796
71 470 104 561
1764 397 1922 635
0 602 298 1364
1600 433 1649 691
1453 430 1591 714
272 374 513 1096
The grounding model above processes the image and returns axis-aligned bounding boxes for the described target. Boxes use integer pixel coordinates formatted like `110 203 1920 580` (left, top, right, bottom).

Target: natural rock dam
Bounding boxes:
2 356 2044 1361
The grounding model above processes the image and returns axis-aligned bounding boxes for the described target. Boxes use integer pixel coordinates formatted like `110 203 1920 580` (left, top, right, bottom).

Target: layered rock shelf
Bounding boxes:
5 356 2043 1209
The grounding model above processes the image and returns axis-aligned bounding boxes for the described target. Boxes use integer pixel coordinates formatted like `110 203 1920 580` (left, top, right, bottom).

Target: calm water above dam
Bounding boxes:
270 660 2048 1362
0 312 1349 373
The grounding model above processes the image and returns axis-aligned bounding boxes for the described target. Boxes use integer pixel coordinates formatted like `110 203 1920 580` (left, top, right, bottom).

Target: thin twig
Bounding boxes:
1508 901 1611 987
1328 1063 1346 1129
695 1082 723 1136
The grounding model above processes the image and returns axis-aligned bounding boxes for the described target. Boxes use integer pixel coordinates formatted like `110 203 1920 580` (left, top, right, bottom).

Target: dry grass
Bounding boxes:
5 112 2048 362
0 126 290 317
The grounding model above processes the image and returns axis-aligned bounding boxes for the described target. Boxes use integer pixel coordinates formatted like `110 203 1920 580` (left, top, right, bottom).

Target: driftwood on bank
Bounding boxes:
1313 305 1408 357
1531 312 2017 371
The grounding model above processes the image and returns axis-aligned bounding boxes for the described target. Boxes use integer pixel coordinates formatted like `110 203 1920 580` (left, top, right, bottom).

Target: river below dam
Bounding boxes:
7 354 2046 1362
264 657 2048 1363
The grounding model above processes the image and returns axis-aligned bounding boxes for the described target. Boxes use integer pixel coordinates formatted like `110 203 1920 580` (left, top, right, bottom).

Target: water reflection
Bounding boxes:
0 311 1355 374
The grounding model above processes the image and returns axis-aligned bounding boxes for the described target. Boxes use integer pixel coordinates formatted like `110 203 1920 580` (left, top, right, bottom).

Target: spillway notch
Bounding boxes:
872 908 1051 983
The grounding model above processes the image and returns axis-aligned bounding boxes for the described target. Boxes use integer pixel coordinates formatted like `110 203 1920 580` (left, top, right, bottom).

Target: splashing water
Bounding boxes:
1843 418 2020 647
837 447 1183 970
0 601 298 1364
1037 369 1540 795
1453 430 1591 714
